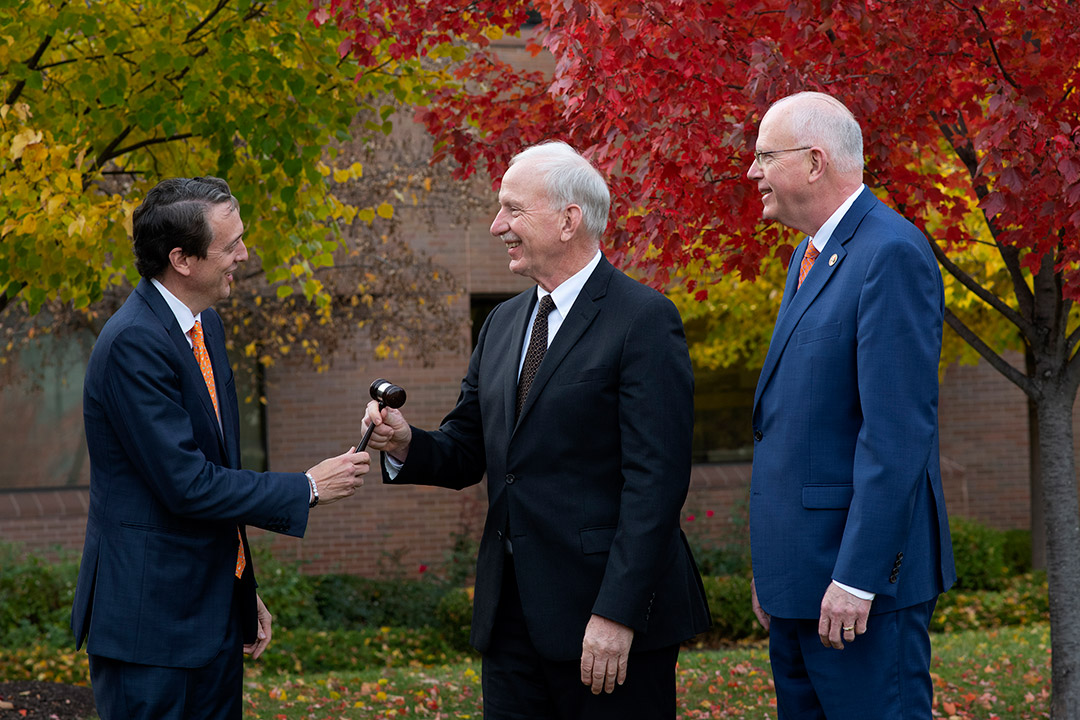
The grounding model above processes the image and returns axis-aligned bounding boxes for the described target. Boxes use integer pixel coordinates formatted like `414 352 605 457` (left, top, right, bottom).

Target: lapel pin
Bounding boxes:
829 254 838 266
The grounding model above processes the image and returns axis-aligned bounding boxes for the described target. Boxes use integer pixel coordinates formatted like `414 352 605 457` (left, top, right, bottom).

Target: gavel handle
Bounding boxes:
355 400 386 452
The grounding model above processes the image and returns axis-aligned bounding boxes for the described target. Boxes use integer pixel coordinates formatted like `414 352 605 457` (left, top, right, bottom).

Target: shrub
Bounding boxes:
694 574 767 645
311 574 448 630
246 544 322 631
949 515 1011 591
0 542 80 647
932 571 1048 633
683 503 752 577
1003 528 1033 575
434 587 474 652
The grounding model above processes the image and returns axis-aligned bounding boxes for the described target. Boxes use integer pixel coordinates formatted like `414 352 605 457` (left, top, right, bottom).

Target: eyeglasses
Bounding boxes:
753 146 812 165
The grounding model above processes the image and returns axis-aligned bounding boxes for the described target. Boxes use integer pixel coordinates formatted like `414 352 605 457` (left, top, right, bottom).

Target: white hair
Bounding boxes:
509 141 611 240
770 92 864 174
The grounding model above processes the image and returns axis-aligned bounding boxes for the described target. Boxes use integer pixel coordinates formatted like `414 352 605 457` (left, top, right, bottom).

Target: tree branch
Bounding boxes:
111 133 196 159
185 0 231 43
971 5 1020 90
928 233 1033 337
933 111 1036 319
89 125 134 177
944 308 1035 397
5 34 54 106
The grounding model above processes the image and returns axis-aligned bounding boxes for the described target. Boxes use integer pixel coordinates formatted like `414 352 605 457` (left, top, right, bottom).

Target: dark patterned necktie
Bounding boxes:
516 294 556 419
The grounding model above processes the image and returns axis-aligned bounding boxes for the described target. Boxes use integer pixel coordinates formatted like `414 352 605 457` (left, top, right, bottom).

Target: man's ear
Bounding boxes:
168 247 192 277
807 147 828 183
561 204 583 242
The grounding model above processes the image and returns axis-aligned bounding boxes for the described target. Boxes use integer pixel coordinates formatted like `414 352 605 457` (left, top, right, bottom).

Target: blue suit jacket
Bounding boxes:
385 257 711 660
72 279 310 668
750 189 956 619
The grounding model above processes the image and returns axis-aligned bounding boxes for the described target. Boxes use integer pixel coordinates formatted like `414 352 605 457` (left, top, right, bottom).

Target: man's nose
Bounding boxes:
490 209 508 237
237 240 249 262
746 160 762 180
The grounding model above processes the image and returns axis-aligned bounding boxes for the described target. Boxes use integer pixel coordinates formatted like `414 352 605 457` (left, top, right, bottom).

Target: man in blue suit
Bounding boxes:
72 177 370 720
746 92 956 718
363 141 710 719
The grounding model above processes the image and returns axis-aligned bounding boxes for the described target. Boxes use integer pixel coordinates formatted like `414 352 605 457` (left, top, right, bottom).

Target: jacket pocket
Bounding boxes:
580 526 616 554
796 322 842 345
559 367 612 385
802 484 854 509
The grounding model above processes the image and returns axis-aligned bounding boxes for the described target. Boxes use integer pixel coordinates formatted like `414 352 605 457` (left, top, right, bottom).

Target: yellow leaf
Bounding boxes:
67 215 86 237
9 128 43 160
333 168 350 183
376 202 394 219
483 25 505 40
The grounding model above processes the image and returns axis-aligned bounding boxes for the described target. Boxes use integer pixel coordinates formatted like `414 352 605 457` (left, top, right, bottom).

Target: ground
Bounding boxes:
0 682 97 719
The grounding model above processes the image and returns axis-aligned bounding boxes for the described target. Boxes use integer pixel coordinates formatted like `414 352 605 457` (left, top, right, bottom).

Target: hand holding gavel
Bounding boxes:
359 378 413 462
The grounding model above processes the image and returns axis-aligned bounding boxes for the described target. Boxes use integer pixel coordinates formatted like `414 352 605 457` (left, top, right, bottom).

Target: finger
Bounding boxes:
580 653 594 687
591 660 607 695
617 653 628 687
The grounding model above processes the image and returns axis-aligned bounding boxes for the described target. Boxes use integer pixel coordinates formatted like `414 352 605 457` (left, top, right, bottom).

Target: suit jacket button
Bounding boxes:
505 474 515 485
754 430 763 442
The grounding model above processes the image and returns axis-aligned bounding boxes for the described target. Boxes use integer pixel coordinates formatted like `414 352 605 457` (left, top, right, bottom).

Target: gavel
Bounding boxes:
355 378 406 452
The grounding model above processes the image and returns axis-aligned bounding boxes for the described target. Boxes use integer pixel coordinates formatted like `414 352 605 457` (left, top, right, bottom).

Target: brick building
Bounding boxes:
0 33 1053 577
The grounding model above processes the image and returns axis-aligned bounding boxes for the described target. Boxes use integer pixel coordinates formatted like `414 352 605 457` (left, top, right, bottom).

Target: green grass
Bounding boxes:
239 623 1052 719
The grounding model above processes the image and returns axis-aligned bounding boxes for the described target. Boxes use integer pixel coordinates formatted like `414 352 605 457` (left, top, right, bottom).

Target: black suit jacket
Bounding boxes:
72 279 310 668
386 257 711 660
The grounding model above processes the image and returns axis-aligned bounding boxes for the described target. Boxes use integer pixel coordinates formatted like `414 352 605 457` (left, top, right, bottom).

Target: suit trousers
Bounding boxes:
768 598 937 720
89 582 245 720
482 555 679 720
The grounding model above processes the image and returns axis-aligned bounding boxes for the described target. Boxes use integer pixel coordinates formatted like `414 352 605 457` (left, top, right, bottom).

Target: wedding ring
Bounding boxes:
842 625 855 631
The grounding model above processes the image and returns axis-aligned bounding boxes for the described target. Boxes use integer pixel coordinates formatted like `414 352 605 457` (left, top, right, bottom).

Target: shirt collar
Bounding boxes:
808 184 866 253
540 249 603 317
150 278 201 344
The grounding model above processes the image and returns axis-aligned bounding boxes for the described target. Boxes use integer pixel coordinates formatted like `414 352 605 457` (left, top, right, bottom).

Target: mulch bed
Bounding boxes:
0 682 97 719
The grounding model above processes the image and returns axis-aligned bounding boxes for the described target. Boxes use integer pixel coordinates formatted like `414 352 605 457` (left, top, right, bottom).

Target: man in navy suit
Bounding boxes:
362 141 710 719
72 176 370 720
746 92 956 718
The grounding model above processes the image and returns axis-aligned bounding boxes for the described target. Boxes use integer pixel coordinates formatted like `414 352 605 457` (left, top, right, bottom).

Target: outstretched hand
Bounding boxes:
362 400 413 461
306 448 368 505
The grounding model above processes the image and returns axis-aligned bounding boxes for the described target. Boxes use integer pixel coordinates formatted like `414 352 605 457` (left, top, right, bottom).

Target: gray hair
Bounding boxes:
771 92 864 174
509 141 610 240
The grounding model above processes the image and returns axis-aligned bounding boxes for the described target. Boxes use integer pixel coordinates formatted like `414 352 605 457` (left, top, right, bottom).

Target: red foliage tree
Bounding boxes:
317 0 1080 714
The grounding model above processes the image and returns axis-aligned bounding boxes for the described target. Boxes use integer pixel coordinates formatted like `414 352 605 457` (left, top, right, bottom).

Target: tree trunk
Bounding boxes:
1027 348 1047 570
1036 385 1080 719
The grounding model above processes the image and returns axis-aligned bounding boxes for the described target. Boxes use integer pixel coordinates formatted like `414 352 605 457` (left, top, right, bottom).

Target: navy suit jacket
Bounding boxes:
750 189 956 620
385 257 711 660
72 279 310 668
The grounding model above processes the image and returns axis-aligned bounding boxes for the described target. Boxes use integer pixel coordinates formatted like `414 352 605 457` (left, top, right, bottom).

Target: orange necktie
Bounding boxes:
798 242 820 289
190 320 245 579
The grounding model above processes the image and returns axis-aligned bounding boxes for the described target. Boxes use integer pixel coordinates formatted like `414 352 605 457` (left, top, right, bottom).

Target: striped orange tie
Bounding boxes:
190 321 246 579
798 242 820 289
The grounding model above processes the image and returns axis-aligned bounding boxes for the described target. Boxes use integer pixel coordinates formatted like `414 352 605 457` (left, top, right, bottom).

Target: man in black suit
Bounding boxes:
362 141 710 719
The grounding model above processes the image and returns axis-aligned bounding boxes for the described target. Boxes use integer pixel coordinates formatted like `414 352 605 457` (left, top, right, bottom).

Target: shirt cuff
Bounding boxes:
384 453 403 479
832 580 875 601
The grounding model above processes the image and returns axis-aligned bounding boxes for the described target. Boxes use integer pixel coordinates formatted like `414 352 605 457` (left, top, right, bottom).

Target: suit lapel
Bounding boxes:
513 258 610 430
134 280 227 451
753 190 876 410
201 312 232 456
